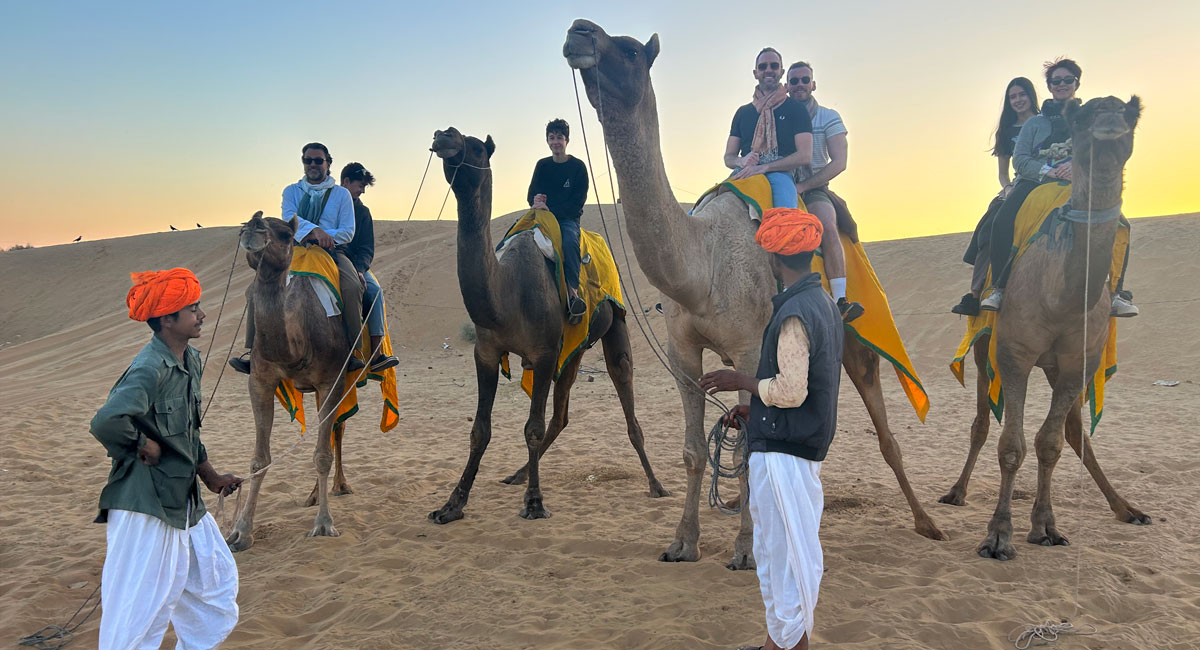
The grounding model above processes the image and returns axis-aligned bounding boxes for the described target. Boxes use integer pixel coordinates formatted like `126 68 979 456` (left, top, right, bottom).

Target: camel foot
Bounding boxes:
303 488 318 508
331 482 354 497
1027 527 1070 547
501 467 528 485
647 481 671 498
977 532 1017 561
1117 506 1152 526
519 500 551 520
428 503 465 525
916 516 950 541
725 549 756 571
658 539 700 563
308 517 340 538
938 487 968 507
225 528 254 553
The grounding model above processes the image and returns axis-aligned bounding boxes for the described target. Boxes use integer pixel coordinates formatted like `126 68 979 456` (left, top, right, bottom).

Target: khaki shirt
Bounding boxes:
90 335 208 529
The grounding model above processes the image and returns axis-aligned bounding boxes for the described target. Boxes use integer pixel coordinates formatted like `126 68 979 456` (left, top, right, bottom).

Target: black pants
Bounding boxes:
988 179 1042 290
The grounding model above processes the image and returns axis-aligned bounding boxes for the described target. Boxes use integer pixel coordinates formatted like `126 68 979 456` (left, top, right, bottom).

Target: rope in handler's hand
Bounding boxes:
707 413 749 515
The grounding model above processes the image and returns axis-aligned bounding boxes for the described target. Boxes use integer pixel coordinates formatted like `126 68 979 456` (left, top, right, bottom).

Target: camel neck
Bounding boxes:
452 173 505 330
596 82 709 307
250 263 302 364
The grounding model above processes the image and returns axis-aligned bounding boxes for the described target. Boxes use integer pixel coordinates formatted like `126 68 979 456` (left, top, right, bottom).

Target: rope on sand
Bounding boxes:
17 583 101 649
1008 620 1096 649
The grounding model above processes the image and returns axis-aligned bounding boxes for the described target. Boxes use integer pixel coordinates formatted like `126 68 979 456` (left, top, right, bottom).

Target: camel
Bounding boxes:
224 211 357 552
426 127 668 525
973 95 1149 560
563 20 945 571
939 330 1150 524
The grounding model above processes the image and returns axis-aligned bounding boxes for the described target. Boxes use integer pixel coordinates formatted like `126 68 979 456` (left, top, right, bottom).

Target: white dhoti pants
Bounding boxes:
100 510 239 650
748 452 824 649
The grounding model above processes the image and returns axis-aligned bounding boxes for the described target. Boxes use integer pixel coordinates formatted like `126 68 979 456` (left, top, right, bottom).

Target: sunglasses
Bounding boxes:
757 62 780 71
302 157 327 165
788 75 811 86
1049 76 1077 87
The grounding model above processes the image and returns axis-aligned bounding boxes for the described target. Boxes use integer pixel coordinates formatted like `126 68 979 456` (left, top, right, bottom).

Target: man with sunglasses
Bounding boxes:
786 61 862 322
726 48 813 211
230 142 366 374
981 59 1137 317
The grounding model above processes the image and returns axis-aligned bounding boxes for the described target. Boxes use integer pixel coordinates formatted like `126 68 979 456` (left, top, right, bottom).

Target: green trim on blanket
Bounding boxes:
844 324 927 396
335 403 359 425
276 381 301 423
289 270 344 312
720 182 767 217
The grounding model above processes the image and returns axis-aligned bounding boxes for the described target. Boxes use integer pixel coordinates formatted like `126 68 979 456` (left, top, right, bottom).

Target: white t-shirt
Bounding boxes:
797 104 847 182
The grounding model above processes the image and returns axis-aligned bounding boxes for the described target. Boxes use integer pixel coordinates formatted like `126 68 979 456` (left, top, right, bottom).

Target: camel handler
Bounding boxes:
700 208 843 650
90 268 242 649
725 47 813 211
340 162 399 372
786 60 864 323
230 142 366 374
528 118 589 325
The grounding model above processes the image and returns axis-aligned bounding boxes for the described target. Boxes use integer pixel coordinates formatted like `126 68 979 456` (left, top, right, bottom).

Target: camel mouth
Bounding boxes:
431 144 461 160
563 31 598 69
1090 126 1130 141
565 53 597 70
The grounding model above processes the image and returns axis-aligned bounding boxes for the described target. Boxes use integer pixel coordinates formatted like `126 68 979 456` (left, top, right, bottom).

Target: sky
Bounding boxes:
2 0 1197 248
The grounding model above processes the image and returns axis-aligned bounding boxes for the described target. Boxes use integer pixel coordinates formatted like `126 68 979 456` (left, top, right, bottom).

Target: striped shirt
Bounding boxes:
795 102 847 182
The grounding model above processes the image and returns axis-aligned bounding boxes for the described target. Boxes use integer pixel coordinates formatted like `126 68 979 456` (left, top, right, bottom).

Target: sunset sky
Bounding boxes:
3 0 1197 248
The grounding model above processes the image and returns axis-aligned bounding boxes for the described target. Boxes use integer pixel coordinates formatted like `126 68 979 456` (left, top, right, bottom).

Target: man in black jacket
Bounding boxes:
527 118 589 325
341 162 398 371
700 208 843 650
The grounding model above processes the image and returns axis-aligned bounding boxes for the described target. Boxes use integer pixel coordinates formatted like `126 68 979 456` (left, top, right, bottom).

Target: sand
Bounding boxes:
1 209 1197 649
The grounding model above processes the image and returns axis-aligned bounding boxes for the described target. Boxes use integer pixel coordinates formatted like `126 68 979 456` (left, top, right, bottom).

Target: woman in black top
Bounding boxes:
952 77 1040 316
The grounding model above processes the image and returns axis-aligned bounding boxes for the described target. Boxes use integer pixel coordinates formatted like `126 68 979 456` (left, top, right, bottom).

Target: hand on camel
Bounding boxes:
306 227 335 249
699 369 755 395
138 437 162 466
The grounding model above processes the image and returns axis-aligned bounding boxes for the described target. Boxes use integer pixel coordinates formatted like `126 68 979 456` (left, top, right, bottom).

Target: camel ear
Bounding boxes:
1062 97 1081 123
252 210 263 219
484 135 495 157
644 34 660 67
1125 95 1142 129
286 216 298 234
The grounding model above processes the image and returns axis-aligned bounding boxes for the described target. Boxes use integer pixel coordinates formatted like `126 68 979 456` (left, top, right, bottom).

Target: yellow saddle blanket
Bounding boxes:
950 182 1127 432
693 175 774 220
497 209 625 397
274 246 400 435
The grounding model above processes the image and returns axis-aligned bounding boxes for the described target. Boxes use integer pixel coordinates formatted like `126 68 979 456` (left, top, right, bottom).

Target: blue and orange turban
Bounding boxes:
126 268 201 321
755 208 823 255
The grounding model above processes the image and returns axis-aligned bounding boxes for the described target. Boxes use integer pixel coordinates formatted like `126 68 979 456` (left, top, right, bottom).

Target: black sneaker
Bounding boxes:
346 356 366 373
951 293 981 316
228 352 251 375
838 298 864 323
370 355 400 372
567 295 586 326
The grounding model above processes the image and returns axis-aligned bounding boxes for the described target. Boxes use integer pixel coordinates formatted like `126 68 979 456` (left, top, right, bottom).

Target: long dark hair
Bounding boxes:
992 77 1039 157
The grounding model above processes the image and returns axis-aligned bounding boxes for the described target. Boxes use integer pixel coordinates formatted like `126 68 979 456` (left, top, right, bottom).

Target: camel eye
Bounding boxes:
624 48 637 60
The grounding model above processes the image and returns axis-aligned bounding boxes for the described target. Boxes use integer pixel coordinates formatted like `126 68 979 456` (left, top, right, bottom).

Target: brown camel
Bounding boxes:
975 95 1148 560
939 331 1150 522
426 127 668 525
563 20 945 571
225 212 358 552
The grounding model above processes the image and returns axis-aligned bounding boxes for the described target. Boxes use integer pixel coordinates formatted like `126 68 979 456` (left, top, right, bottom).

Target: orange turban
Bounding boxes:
126 268 202 321
755 208 823 256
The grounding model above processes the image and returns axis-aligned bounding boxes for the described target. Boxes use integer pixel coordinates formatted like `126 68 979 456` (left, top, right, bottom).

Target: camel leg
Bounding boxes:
501 353 584 486
659 339 708 564
1026 370 1082 547
726 349 761 571
429 346 500 524
305 421 352 506
519 355 557 520
307 382 342 538
226 375 276 552
978 348 1035 561
940 338 993 506
1049 369 1152 526
843 338 947 540
602 317 670 498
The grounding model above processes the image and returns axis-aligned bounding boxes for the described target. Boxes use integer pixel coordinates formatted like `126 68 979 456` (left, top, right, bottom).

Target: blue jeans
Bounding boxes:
363 270 386 336
765 171 798 209
558 217 581 291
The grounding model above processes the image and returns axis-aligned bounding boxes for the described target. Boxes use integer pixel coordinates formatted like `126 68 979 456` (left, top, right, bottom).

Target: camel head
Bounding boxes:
1065 95 1141 175
431 126 494 193
239 210 296 271
563 19 660 121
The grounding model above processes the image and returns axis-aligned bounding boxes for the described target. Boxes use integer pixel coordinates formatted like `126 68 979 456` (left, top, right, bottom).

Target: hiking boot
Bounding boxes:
1111 291 1139 318
370 354 400 372
951 293 981 316
567 294 586 326
228 352 251 375
980 289 1003 312
838 298 864 323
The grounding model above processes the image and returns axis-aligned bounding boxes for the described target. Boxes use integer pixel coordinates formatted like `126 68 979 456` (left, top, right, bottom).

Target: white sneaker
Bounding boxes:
1111 294 1139 318
980 289 1003 311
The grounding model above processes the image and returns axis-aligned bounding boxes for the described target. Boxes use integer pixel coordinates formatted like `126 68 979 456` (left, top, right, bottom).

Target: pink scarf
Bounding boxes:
751 85 790 155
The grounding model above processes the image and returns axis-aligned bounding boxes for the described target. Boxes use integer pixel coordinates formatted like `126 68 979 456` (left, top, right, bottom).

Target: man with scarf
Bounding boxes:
700 208 843 650
981 59 1138 316
726 47 813 210
231 142 366 374
786 60 863 322
92 268 242 649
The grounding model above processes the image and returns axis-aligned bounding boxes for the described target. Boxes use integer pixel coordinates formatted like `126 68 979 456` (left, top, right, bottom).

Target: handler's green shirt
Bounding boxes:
90 334 208 529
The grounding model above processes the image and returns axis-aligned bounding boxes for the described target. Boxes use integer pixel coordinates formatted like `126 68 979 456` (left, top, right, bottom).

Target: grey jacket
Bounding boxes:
1012 114 1054 182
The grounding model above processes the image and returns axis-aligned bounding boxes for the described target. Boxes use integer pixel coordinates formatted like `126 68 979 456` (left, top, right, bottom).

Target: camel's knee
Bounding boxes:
682 446 704 472
313 451 333 475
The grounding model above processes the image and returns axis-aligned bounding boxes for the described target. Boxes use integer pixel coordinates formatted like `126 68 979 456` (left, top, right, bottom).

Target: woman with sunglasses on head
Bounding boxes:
977 58 1137 317
952 77 1040 315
